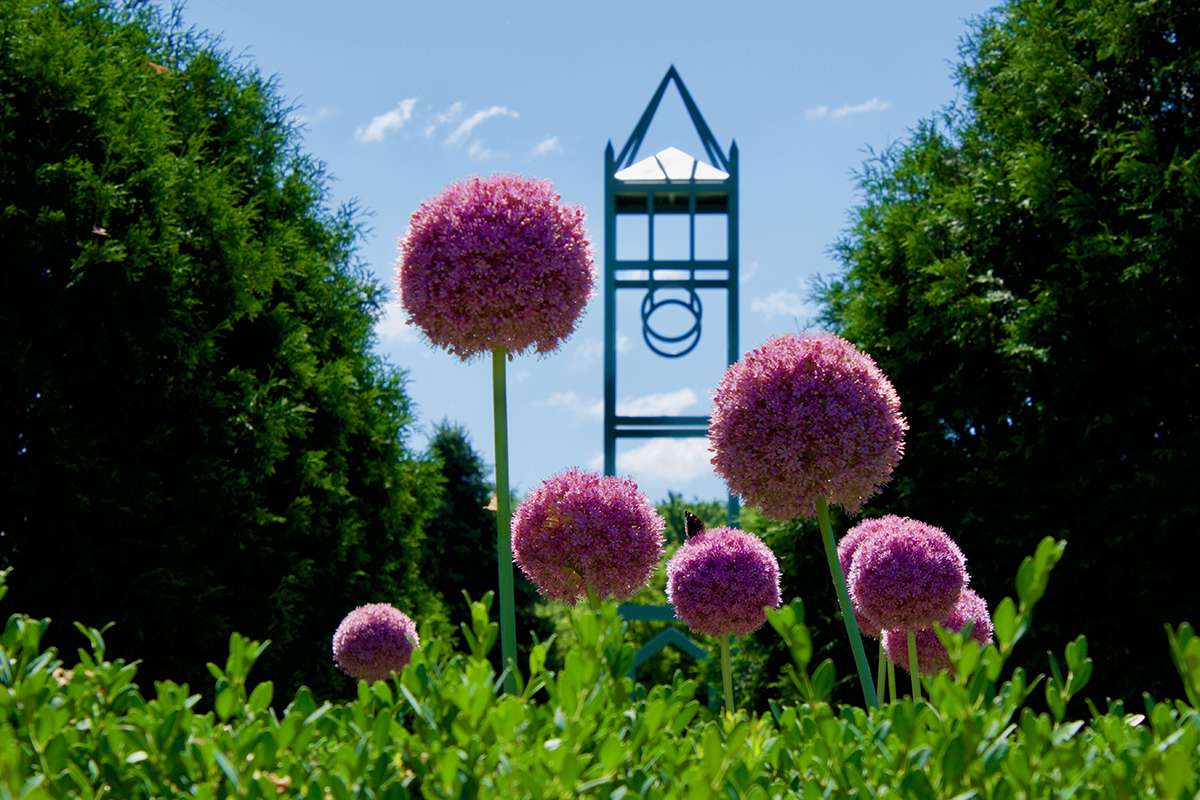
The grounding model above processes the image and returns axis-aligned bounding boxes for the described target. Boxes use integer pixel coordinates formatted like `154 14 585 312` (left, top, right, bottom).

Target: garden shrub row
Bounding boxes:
3 546 1197 798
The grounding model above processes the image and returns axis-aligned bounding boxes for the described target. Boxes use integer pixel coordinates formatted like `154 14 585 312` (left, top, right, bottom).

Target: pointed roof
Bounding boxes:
613 146 729 184
613 66 730 173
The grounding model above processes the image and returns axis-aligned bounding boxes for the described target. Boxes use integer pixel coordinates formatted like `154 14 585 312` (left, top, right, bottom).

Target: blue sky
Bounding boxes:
169 0 995 502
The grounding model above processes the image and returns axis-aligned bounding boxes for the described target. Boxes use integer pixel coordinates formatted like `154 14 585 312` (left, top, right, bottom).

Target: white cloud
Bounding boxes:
805 97 891 121
617 388 697 417
542 386 697 420
376 300 419 344
619 439 711 484
467 139 496 161
751 290 814 320
355 98 417 142
741 259 760 285
568 335 630 370
587 452 604 471
424 101 464 138
446 105 519 145
292 106 334 127
543 391 603 420
530 135 561 156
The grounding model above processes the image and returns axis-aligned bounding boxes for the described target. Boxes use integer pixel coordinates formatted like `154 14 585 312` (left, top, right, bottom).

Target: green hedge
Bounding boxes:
2 546 1198 798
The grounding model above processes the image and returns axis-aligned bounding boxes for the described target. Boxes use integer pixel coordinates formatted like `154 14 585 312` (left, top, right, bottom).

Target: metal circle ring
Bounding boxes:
640 287 703 358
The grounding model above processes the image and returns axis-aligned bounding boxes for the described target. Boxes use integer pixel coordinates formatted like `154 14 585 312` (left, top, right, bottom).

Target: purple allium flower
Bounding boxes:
511 469 664 603
848 516 967 631
708 334 907 520
884 589 993 674
666 528 782 637
332 604 419 682
838 518 905 637
396 175 595 359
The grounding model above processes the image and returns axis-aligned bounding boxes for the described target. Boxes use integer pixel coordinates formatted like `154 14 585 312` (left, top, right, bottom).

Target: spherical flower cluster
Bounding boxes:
666 528 782 637
396 175 595 359
837 518 901 638
848 516 966 631
331 603 419 682
708 334 907 520
884 589 993 674
511 469 664 603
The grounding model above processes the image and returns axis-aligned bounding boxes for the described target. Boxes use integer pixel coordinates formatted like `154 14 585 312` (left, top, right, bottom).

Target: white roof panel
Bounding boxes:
613 146 729 183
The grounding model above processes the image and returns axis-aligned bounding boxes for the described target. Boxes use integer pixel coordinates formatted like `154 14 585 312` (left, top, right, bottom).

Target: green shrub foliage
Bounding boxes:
818 0 1200 701
2 547 1199 798
0 0 441 698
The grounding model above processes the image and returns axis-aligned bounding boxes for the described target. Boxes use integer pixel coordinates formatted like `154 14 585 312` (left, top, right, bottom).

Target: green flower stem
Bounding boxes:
907 630 921 701
816 496 879 708
721 635 734 714
888 658 897 704
492 347 518 694
876 639 887 703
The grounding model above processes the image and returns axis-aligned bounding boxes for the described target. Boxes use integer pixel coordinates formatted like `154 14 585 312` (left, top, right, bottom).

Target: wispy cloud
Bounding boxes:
568 336 630 370
424 101 464 138
751 289 814 320
741 259 760 285
618 388 697 417
541 386 696 420
619 439 711 484
467 139 496 161
805 97 890 121
291 106 334 127
530 135 561 156
375 300 419 344
355 98 418 143
543 391 603 420
446 105 519 145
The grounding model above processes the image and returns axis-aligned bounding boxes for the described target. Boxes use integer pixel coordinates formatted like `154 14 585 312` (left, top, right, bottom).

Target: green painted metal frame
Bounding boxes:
604 66 742 679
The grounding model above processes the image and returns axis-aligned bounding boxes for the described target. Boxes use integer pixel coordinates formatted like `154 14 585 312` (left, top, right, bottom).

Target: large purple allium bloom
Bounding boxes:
332 604 419 682
848 516 967 631
397 175 595 359
708 334 907 520
511 469 664 603
666 528 782 637
884 589 993 674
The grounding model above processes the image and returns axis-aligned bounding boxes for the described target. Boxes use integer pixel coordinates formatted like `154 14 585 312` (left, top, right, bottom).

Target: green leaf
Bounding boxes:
248 681 273 713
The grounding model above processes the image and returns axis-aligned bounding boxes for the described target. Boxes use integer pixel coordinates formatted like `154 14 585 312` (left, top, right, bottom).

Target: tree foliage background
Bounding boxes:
813 0 1199 702
0 0 444 698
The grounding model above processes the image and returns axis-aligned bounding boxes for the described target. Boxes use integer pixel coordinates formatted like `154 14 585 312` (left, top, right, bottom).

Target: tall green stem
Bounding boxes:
816 496 879 708
491 348 518 694
876 639 887 703
720 635 734 714
888 658 897 704
907 630 921 701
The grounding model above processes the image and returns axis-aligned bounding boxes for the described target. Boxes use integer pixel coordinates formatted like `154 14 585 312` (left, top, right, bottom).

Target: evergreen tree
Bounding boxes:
0 0 443 698
820 0 1199 700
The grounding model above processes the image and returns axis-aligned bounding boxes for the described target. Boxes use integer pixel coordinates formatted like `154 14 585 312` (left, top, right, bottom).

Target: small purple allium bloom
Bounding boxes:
332 603 419 682
666 528 782 637
837 519 899 638
884 588 993 674
848 515 967 631
511 469 664 603
708 334 907 520
397 175 595 359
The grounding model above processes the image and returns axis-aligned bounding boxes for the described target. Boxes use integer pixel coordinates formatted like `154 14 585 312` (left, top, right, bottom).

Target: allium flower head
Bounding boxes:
848 515 967 631
666 528 782 637
397 175 595 359
511 469 664 603
838 517 904 637
884 588 993 674
332 603 419 682
708 334 907 519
